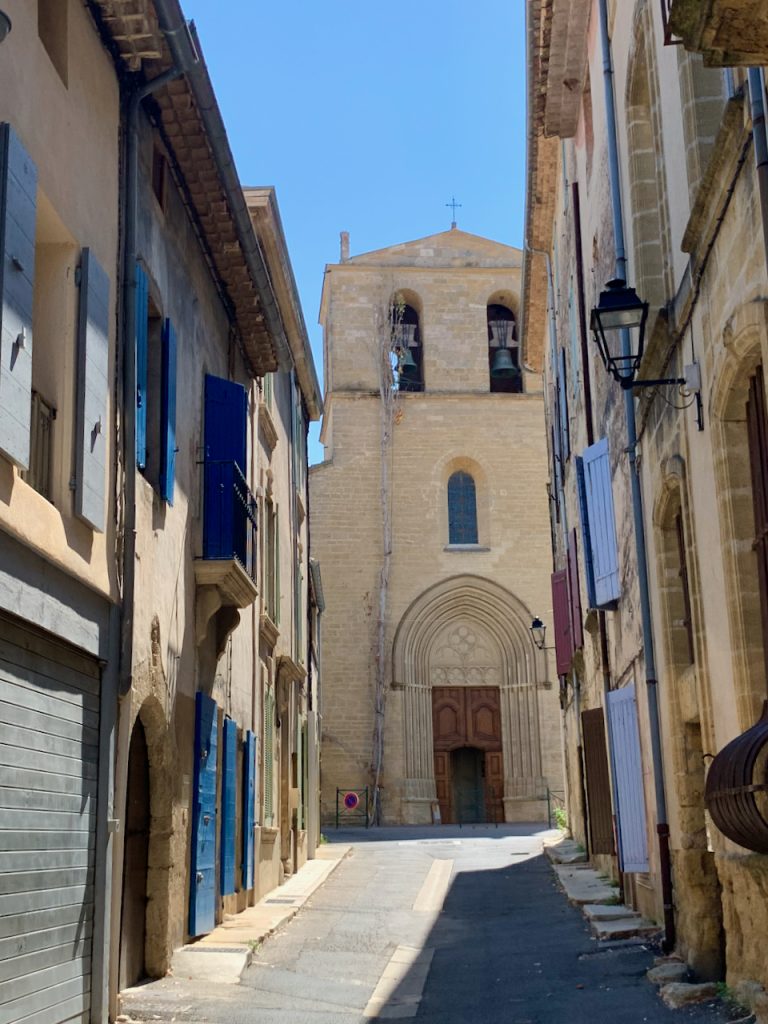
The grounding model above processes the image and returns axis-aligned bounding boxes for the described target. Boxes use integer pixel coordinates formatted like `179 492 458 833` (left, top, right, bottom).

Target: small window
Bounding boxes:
447 471 478 544
143 298 164 488
675 512 695 666
38 0 69 86
392 301 423 392
488 304 521 393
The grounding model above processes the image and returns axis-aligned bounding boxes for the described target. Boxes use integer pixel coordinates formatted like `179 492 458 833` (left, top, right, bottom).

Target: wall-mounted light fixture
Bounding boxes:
530 616 547 651
0 10 11 43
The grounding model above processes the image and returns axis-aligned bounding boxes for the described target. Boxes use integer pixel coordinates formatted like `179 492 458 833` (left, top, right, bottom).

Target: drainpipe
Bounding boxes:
748 69 768 271
119 64 186 695
598 0 675 950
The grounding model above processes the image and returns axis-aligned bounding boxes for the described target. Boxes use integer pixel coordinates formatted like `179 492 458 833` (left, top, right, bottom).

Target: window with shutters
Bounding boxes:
263 689 275 825
447 471 479 545
580 438 620 608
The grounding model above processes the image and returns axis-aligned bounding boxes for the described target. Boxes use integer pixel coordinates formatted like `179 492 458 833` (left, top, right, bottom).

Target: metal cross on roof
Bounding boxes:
446 196 462 228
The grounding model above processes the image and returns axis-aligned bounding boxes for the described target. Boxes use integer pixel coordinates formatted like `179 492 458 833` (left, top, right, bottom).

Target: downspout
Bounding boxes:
598 0 674 950
748 69 768 271
573 179 623 897
120 63 186 695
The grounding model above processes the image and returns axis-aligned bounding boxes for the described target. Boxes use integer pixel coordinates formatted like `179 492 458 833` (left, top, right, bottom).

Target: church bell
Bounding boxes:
491 346 520 378
399 346 418 372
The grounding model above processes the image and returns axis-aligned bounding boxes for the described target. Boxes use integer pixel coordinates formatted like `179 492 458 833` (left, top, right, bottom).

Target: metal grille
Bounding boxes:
21 390 55 500
447 471 478 544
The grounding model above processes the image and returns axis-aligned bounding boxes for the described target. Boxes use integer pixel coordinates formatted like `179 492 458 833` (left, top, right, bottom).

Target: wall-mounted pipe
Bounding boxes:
597 0 675 951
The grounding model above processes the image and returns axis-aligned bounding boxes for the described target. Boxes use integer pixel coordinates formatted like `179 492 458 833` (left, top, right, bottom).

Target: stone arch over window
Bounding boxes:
391 288 423 393
391 574 548 821
487 290 522 394
625 4 673 312
711 304 768 730
441 456 489 547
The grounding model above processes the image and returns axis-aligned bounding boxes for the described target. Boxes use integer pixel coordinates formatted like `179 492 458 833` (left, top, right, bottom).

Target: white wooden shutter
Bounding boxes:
75 248 110 532
607 684 649 872
0 123 37 469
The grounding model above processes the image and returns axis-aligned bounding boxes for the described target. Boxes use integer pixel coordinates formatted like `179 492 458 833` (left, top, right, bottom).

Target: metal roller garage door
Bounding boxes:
0 614 100 1024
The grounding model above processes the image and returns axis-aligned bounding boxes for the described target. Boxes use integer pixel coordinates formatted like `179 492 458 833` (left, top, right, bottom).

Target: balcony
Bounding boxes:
194 459 258 611
668 0 768 65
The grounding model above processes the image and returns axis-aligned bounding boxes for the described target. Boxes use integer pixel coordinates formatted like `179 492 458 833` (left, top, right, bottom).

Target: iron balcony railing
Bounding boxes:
21 390 55 500
202 459 258 580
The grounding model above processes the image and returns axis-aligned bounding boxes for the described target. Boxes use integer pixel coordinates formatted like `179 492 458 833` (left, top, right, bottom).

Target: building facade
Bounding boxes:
526 0 768 997
0 4 322 1023
311 229 562 827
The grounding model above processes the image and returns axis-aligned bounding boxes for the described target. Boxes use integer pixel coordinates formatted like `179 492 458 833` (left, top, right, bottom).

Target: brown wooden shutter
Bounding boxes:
747 365 768 684
567 528 584 651
581 707 614 855
551 569 572 675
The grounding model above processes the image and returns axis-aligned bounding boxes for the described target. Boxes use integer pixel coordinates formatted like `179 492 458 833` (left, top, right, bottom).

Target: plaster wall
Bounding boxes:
0 0 119 602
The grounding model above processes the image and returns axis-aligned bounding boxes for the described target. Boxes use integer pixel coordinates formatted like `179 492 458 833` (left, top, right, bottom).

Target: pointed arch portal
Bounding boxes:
392 575 548 824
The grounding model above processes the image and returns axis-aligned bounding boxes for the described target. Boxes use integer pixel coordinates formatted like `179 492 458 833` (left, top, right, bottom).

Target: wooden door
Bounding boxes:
581 707 614 854
484 750 504 823
466 687 501 747
120 718 150 989
434 750 452 824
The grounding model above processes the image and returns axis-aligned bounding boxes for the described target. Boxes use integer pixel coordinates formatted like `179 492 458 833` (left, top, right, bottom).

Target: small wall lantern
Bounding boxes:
530 616 547 651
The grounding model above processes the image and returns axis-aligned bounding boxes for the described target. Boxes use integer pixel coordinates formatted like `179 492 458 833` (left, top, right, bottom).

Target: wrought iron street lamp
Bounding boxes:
590 278 685 390
530 616 547 651
0 11 11 43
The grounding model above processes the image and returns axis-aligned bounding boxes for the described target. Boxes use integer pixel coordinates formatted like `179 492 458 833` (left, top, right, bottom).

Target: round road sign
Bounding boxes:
343 791 360 811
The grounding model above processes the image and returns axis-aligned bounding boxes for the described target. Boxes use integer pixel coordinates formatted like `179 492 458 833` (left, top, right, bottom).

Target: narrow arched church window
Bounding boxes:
447 471 478 544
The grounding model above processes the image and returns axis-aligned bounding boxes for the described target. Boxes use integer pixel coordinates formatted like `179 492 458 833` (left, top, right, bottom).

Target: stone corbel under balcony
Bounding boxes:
194 559 258 647
669 0 768 65
259 400 279 454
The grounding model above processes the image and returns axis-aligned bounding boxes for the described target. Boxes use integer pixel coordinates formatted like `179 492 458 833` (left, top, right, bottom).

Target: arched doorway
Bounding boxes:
392 575 548 825
119 718 150 989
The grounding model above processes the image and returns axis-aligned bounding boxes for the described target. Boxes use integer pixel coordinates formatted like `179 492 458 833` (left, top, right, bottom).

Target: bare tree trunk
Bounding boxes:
370 297 400 825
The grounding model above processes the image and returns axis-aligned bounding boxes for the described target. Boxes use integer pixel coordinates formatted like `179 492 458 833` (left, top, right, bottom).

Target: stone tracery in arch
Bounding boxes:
392 575 548 819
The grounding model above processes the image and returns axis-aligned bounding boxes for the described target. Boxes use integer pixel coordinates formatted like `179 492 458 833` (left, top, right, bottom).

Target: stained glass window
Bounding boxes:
448 471 478 544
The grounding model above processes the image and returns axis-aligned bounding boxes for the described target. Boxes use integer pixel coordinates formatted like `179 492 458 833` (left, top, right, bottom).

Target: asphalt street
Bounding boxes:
121 825 732 1024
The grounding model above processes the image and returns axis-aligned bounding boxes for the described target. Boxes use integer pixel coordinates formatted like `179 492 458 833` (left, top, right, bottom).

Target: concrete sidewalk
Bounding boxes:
167 844 352 986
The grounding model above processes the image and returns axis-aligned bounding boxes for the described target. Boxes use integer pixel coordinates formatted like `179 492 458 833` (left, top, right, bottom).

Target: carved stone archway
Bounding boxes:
392 575 548 823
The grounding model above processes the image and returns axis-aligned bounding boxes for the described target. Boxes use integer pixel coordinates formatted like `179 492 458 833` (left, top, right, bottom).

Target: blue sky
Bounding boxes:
182 1 527 462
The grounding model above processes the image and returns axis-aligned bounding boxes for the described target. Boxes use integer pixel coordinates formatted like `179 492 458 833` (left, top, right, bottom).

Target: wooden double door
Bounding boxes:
432 687 504 824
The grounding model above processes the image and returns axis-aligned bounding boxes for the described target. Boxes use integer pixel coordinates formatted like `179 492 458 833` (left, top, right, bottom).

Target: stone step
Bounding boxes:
544 839 587 865
590 915 661 941
553 865 620 905
583 903 640 922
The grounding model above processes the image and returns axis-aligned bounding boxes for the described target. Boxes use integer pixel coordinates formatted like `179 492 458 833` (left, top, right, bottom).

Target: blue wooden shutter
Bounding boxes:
575 455 597 608
220 717 237 896
135 263 149 470
160 318 177 504
204 373 247 470
606 684 649 872
0 123 37 469
203 374 248 560
75 248 110 531
551 570 572 675
242 730 256 890
582 437 620 608
567 529 584 651
189 692 218 936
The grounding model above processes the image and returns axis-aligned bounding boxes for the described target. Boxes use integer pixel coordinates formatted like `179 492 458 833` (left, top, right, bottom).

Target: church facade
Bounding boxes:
310 228 562 826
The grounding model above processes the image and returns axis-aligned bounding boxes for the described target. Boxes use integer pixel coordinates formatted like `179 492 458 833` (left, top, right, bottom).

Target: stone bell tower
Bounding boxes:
310 227 562 825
